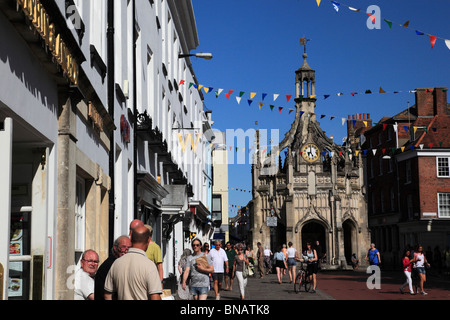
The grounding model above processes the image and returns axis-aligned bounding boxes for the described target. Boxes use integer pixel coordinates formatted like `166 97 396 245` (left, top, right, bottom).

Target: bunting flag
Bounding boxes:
316 0 321 7
323 1 450 52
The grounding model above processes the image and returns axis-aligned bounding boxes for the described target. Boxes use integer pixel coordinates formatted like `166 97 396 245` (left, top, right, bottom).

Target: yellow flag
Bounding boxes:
401 146 405 152
198 85 204 91
250 92 257 99
363 121 367 127
259 102 264 110
204 87 210 93
413 126 418 134
355 150 360 156
316 0 321 6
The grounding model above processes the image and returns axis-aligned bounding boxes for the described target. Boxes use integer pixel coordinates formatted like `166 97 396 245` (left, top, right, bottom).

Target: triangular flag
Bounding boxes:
379 87 386 93
348 7 360 12
415 30 424 35
331 1 340 12
363 121 368 127
198 85 204 91
273 94 279 101
342 118 346 126
365 90 372 94
419 144 424 150
413 126 418 134
355 150 360 156
247 100 253 106
445 40 450 50
382 149 386 155
316 0 321 6
320 115 326 119
352 120 357 127
384 19 392 29
310 95 316 99
289 109 294 114
250 92 257 99
372 149 377 156
383 124 387 131
428 143 433 149
279 107 283 113
430 35 437 48
300 111 304 117
393 124 398 132
225 90 234 99
286 95 292 102
439 141 443 147
262 93 267 101
351 92 358 96
401 21 410 27
179 80 186 86
401 146 405 152
239 91 245 97
270 105 274 111
258 102 264 110
367 13 376 24
403 126 409 132
324 95 330 99
330 116 335 120
215 88 224 97
236 97 241 104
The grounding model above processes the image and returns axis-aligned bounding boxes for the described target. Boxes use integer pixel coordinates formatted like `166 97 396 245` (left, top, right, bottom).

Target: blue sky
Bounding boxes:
190 0 450 217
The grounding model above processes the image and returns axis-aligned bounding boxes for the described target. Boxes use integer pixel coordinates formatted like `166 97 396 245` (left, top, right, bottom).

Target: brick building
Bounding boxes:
361 87 450 269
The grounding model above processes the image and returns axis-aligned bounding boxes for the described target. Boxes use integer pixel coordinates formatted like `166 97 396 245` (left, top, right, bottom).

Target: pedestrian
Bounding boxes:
274 246 287 284
400 249 415 295
444 246 450 274
365 243 381 266
256 242 265 278
202 242 210 254
264 246 273 275
232 243 250 300
245 244 255 277
224 242 236 291
144 224 163 282
182 239 214 300
94 235 131 300
75 249 99 300
305 242 319 293
208 239 228 300
104 225 162 300
287 242 300 283
412 245 430 295
177 248 193 300
351 253 360 270
282 244 288 275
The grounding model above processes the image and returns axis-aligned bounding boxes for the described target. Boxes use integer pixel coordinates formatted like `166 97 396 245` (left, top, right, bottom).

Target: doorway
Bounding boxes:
301 221 326 257
343 219 357 265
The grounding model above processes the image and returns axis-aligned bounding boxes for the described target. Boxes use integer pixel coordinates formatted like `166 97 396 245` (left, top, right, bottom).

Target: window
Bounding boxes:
437 157 450 177
212 195 222 222
438 193 450 218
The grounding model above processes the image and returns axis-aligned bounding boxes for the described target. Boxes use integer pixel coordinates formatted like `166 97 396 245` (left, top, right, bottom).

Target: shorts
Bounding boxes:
307 262 319 274
190 286 209 296
287 258 297 267
212 273 224 283
416 267 426 275
275 260 286 269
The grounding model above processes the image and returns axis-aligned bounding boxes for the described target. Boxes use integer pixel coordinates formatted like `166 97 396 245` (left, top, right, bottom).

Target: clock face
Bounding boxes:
301 143 320 162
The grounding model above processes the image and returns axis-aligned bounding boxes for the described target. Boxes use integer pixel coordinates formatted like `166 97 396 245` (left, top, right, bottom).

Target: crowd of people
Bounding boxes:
73 223 450 300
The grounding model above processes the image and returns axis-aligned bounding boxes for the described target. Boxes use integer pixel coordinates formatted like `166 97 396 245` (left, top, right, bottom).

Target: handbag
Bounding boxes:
243 263 249 279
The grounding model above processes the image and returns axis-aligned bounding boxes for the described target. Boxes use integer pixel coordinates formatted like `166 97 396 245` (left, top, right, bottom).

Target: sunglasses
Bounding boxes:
192 243 201 247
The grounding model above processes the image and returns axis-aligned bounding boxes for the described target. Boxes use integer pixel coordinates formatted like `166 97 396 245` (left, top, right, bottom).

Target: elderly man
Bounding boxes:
75 249 99 300
94 235 131 300
104 225 162 300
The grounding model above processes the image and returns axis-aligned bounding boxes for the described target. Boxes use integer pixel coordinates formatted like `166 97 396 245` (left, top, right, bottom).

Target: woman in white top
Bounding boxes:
286 242 299 283
412 245 430 295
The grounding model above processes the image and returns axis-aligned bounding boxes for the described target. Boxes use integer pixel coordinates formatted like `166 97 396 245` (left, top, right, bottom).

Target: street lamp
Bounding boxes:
179 52 213 60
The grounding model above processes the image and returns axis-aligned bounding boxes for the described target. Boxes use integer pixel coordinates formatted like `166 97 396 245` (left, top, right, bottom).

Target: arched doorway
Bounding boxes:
301 220 326 258
343 219 357 265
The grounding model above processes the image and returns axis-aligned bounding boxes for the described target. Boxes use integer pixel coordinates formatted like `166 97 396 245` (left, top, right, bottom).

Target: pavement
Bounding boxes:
195 268 450 301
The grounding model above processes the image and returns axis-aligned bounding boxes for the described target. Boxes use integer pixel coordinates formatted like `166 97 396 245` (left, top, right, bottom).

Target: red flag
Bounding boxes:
225 90 234 99
383 124 387 131
279 107 283 113
367 13 376 24
286 95 292 102
430 35 437 48
179 80 185 86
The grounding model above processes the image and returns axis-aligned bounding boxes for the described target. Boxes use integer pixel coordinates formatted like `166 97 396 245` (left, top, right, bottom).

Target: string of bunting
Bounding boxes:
317 0 450 50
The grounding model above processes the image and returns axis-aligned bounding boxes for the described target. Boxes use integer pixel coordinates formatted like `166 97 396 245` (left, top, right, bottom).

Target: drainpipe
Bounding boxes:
107 0 115 247
132 0 138 220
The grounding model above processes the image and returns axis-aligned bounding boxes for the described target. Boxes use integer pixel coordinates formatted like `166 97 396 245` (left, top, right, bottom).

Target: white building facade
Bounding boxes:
0 0 214 300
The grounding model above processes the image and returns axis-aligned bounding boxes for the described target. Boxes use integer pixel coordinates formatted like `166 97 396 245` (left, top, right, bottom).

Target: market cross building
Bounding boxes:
250 50 371 269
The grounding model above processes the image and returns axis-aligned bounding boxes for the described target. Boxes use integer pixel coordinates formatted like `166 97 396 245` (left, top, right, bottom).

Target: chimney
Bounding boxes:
415 87 447 117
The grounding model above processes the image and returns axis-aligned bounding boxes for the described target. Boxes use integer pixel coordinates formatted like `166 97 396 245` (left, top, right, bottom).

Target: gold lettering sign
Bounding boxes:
88 102 104 132
16 0 79 85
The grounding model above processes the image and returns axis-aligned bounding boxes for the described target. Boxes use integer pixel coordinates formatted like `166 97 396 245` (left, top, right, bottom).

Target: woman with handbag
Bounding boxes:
233 243 250 300
412 245 431 295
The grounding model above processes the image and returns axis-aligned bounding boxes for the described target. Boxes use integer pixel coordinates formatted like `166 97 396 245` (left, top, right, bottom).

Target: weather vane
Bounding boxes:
300 37 311 53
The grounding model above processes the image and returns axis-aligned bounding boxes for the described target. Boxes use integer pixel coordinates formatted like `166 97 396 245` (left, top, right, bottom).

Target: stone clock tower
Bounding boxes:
250 50 371 269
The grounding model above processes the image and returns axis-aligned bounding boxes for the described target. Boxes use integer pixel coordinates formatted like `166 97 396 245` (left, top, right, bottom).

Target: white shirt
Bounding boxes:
415 253 425 268
287 247 297 258
208 248 228 273
74 268 94 300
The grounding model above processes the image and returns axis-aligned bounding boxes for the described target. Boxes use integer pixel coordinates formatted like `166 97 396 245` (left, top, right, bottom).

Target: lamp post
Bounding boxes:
179 52 213 60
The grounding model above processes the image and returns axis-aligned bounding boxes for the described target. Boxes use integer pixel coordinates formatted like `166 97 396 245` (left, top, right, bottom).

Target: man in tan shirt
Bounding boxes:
104 225 162 300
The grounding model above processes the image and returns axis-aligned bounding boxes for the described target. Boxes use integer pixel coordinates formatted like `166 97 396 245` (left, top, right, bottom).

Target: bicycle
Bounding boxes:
294 261 312 293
